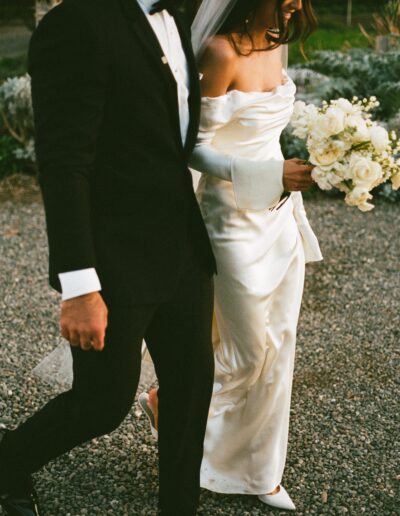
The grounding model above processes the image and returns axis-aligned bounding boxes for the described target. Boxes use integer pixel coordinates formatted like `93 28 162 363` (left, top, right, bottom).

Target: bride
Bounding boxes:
140 0 323 511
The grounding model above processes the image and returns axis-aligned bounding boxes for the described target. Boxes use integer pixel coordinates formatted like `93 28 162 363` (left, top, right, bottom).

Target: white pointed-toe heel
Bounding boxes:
258 485 296 511
138 392 158 439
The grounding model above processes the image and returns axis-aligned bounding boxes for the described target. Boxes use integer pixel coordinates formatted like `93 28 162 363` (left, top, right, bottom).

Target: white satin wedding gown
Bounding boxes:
191 71 322 495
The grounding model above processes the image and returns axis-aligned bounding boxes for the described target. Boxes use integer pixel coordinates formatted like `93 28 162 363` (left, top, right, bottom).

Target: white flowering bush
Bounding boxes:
293 49 400 121
291 97 400 211
0 74 35 177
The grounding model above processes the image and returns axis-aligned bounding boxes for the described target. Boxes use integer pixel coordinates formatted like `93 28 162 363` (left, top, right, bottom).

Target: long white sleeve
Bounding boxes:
190 94 284 211
190 142 284 211
58 268 101 301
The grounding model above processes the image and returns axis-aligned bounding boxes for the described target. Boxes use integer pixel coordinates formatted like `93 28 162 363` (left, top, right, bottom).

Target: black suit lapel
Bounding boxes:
119 0 182 146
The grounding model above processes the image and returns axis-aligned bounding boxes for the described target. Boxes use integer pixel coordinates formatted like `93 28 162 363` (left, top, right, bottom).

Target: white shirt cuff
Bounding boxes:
231 157 284 211
58 268 102 301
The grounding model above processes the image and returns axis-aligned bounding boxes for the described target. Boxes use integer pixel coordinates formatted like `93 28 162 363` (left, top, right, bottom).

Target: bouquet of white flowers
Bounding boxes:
290 97 400 211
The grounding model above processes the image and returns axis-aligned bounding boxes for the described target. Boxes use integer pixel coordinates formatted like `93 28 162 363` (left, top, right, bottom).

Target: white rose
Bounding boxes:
345 187 375 211
369 126 389 152
392 171 400 190
309 140 347 168
346 115 370 143
349 155 383 189
320 107 346 136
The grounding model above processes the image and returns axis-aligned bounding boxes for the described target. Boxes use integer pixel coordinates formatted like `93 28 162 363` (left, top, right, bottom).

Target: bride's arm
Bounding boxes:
190 37 285 210
191 144 285 211
190 38 313 210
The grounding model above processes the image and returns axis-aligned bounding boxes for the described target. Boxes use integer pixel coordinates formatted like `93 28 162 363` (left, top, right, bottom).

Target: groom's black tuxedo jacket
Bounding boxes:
29 0 216 303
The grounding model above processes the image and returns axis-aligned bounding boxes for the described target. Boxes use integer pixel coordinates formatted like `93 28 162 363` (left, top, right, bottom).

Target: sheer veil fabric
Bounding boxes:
191 0 237 58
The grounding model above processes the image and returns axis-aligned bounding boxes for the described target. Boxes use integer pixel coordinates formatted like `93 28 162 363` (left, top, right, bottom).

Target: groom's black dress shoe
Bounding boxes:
0 426 41 516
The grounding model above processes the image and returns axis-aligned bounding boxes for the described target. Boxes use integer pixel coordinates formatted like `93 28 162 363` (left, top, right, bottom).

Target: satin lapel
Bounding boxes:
119 0 182 146
170 8 201 155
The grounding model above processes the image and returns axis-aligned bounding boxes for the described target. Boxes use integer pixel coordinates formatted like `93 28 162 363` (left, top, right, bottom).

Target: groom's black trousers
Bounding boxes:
0 259 214 515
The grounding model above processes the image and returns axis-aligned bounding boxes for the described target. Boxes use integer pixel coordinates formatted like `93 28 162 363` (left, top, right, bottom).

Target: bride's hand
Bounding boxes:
283 158 314 192
60 292 108 352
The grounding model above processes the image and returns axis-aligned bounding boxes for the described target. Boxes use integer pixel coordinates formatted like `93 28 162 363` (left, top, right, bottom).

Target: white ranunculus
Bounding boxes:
305 103 319 121
358 202 375 212
345 187 375 211
369 126 389 152
335 98 357 114
392 172 400 190
291 101 307 123
334 160 353 181
291 101 315 138
319 107 346 136
346 115 370 143
327 170 344 186
292 125 308 139
311 167 333 190
309 140 347 168
349 154 383 189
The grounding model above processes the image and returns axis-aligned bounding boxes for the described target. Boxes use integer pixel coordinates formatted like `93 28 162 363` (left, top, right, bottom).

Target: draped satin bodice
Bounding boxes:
195 70 322 264
199 74 296 161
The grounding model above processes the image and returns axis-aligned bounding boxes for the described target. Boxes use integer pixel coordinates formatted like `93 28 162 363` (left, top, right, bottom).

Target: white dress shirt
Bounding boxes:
59 0 190 301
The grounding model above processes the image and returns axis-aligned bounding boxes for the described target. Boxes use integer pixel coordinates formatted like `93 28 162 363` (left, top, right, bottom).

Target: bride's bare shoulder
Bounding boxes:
199 36 237 97
204 35 237 60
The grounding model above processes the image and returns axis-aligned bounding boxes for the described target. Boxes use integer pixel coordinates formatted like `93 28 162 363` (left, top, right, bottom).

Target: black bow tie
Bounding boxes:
150 1 170 14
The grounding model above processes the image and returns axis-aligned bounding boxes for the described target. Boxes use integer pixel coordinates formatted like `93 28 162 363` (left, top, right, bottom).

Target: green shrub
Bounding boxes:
0 134 20 179
0 55 28 82
295 48 400 120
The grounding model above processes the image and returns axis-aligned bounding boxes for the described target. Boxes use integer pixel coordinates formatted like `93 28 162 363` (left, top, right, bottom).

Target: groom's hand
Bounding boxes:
283 158 314 192
60 292 108 352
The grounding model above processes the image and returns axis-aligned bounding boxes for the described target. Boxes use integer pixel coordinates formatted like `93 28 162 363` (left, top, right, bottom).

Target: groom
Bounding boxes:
0 0 216 514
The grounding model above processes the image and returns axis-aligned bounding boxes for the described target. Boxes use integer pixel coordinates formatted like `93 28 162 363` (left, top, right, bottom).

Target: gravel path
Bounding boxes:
0 176 399 515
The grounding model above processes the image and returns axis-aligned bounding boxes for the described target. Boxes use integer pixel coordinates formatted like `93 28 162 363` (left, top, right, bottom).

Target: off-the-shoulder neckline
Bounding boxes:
201 69 293 101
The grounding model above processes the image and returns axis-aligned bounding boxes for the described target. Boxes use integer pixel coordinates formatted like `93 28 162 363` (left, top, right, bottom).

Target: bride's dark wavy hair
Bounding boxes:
218 0 317 55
